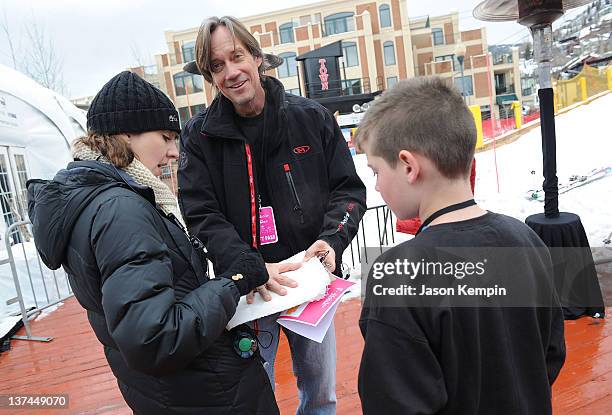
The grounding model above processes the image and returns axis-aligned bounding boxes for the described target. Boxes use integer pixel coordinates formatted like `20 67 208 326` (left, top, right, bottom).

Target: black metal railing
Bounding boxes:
346 204 398 268
304 76 388 98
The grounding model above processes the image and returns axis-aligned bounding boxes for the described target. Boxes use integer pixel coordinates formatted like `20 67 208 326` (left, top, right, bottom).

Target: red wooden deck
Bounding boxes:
0 297 610 414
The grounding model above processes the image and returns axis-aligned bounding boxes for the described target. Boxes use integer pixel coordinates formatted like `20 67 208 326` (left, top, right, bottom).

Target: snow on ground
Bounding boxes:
474 93 612 248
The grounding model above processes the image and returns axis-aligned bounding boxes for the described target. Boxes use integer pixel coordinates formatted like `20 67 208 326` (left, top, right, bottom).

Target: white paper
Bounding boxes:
226 252 329 330
0 315 22 339
277 301 340 343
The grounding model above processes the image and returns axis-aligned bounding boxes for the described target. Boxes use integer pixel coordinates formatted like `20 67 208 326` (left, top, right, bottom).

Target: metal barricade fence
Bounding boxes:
3 220 73 342
4 213 607 337
1 211 396 342
346 204 398 269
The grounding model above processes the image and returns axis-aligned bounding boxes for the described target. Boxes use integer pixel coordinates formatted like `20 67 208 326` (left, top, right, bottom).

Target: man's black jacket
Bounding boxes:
178 77 366 276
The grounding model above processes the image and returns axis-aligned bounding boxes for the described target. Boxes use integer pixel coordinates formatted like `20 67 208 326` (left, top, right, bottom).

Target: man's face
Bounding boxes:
210 26 263 115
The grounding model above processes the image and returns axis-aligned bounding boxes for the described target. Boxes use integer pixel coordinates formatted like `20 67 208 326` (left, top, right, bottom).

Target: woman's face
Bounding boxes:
128 130 179 177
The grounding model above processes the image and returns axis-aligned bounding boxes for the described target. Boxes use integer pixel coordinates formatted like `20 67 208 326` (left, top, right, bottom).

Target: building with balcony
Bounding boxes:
135 1 525 126
147 0 415 126
410 12 523 118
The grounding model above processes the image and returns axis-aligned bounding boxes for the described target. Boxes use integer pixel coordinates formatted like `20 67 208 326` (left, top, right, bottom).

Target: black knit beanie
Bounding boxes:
86 71 180 135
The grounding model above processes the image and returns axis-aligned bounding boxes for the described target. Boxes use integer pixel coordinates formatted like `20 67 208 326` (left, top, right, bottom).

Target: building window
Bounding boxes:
277 52 297 78
324 12 355 36
435 54 456 70
11 154 28 217
342 78 362 95
432 28 444 45
143 65 158 75
178 107 190 127
182 41 195 62
190 104 206 116
286 88 301 96
379 4 392 28
178 104 206 128
173 71 203 96
493 51 513 65
342 41 359 67
383 41 396 65
386 76 398 88
279 22 296 44
455 75 473 96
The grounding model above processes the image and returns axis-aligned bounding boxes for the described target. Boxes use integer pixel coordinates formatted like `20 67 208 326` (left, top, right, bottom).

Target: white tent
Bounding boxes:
1 64 85 322
0 64 85 175
0 64 86 242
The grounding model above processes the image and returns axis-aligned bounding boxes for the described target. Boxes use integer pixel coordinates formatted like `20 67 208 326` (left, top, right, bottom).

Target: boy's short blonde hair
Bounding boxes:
354 76 476 179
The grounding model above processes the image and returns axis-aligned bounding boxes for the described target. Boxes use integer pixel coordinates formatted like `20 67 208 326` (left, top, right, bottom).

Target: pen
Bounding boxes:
317 250 330 264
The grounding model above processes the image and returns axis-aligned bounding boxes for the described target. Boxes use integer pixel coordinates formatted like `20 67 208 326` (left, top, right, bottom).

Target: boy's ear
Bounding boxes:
398 150 420 184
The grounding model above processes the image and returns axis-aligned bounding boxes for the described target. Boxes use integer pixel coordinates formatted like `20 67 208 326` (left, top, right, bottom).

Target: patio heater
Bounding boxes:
473 0 605 319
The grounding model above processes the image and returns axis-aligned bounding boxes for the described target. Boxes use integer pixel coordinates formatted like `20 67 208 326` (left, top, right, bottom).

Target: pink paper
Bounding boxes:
278 278 355 327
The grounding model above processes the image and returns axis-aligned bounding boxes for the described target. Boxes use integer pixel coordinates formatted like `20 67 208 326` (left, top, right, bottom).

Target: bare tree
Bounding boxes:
0 7 19 69
21 20 66 95
130 42 146 68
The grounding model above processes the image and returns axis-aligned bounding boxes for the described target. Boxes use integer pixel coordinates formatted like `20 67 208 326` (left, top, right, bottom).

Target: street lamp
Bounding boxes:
455 43 467 103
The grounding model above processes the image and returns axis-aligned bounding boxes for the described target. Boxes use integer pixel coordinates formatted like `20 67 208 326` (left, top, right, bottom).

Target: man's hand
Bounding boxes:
304 240 336 272
246 262 301 304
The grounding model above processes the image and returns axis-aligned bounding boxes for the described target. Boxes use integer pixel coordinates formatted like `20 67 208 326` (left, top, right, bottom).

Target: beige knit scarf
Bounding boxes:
72 141 184 225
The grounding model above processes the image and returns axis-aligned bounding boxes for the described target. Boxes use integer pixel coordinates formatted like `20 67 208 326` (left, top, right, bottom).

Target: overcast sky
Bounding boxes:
0 0 587 99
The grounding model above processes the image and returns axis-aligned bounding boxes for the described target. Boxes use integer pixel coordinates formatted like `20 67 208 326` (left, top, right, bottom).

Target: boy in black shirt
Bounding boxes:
354 77 565 414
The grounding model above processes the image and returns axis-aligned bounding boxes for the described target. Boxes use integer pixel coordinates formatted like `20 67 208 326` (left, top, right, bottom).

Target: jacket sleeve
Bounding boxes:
317 109 367 256
91 195 240 376
177 119 268 280
359 314 448 415
546 304 566 385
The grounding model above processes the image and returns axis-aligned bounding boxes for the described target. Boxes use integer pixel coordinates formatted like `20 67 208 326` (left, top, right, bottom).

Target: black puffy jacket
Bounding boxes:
27 161 278 415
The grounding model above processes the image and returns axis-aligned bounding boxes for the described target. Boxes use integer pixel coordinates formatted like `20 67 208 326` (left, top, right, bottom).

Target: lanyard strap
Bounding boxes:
416 199 476 235
245 143 258 248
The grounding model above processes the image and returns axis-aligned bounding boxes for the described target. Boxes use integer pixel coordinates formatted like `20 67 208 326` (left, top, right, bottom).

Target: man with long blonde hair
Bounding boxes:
178 16 366 414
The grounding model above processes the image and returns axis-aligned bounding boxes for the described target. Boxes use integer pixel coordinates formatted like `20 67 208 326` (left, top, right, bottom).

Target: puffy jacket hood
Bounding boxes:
27 161 152 270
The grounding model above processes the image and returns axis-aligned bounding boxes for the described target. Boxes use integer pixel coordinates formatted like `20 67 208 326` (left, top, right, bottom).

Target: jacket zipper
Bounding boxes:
283 163 305 224
165 212 209 282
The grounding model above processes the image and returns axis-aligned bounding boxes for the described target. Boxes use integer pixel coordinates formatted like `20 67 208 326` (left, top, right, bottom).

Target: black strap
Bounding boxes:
416 199 476 235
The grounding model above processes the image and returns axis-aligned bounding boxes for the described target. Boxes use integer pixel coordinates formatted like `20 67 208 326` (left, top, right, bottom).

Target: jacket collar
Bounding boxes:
200 76 288 145
67 160 156 205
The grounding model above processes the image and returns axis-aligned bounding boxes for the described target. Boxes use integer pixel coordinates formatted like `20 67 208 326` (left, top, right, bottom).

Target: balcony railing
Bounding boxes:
303 76 385 98
492 54 514 65
495 84 515 95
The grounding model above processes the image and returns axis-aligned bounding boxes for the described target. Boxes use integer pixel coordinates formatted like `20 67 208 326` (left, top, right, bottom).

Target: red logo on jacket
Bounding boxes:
293 146 311 155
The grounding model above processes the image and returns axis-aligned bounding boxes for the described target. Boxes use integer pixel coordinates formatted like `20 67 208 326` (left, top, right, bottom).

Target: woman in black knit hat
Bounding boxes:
27 71 278 414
